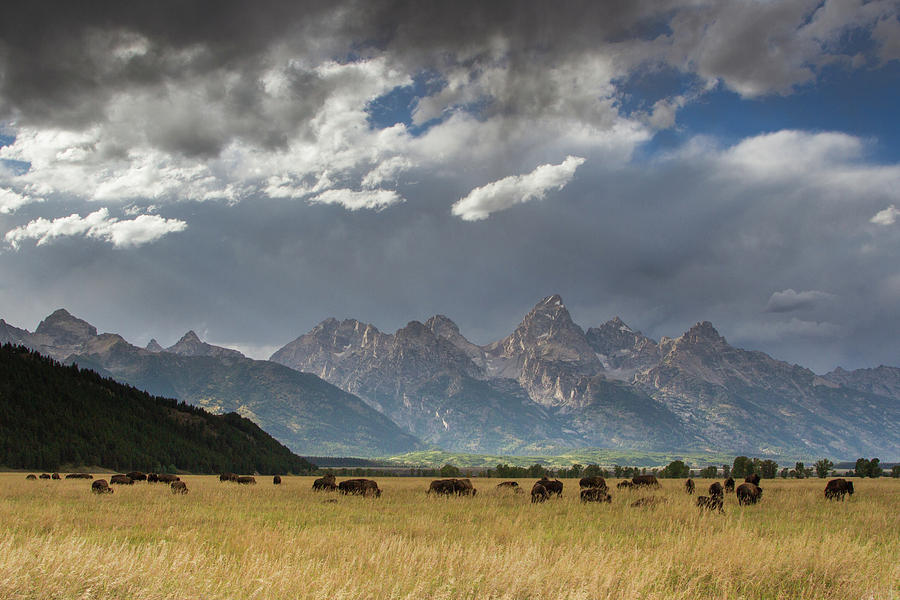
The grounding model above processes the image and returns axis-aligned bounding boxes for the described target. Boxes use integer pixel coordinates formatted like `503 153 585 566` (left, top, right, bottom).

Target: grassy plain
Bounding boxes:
0 474 897 599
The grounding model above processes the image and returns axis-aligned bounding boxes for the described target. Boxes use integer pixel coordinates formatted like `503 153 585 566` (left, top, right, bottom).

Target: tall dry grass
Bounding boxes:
0 474 897 599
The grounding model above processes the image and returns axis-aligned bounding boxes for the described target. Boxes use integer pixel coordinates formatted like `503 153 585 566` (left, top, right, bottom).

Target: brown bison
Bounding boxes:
51 473 60 480
236 476 256 485
824 478 854 501
157 474 180 484
26 474 37 480
313 475 338 491
696 495 724 513
91 479 113 494
66 473 93 479
724 477 735 493
736 482 763 506
617 480 634 489
110 475 134 485
338 479 381 497
219 473 239 482
539 477 563 497
170 481 188 494
454 478 477 496
580 488 612 503
39 473 51 479
579 476 607 490
685 479 695 494
632 475 659 488
273 475 282 485
125 471 147 481
427 479 458 496
147 473 160 483
531 482 550 503
745 473 761 486
708 482 724 499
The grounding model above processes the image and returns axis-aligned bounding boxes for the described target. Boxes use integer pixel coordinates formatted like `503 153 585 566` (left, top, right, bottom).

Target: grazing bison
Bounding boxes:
66 473 93 479
579 476 607 490
736 482 763 506
219 473 239 483
125 471 147 481
708 482 724 499
236 476 256 485
539 477 563 497
110 475 134 485
313 475 337 491
273 475 282 485
39 473 51 479
696 495 724 513
580 488 612 503
147 473 160 483
338 479 381 497
617 480 634 489
157 474 180 484
428 479 458 496
531 482 550 503
26 474 36 480
745 474 761 486
685 479 695 494
454 478 477 496
824 478 855 501
632 475 660 488
724 477 735 493
496 481 520 491
51 473 60 480
630 496 664 508
91 479 113 494
170 481 188 494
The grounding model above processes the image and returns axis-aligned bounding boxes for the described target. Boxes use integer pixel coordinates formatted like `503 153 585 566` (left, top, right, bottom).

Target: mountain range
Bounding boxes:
3 294 899 459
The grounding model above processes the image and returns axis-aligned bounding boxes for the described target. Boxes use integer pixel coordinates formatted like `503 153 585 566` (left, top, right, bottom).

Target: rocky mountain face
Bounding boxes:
271 295 900 459
1 311 423 457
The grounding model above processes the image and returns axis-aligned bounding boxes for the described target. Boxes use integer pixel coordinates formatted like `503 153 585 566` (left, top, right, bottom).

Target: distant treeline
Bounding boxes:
303 456 396 468
0 344 316 475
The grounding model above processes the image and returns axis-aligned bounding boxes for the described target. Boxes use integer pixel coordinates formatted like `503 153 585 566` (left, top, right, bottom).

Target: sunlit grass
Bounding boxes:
1 474 897 599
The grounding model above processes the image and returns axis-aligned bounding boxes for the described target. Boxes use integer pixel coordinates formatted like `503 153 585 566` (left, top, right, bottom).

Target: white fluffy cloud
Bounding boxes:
451 155 586 221
309 189 404 211
0 188 43 214
871 204 900 226
5 208 186 249
765 289 835 313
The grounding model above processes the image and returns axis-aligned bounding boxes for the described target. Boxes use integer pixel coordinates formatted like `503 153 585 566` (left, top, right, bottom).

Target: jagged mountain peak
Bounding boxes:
167 330 244 359
178 330 202 344
145 339 165 353
682 321 726 344
425 314 460 335
34 309 98 346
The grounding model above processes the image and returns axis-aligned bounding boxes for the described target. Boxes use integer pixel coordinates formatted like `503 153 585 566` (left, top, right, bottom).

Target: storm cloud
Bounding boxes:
1 1 899 374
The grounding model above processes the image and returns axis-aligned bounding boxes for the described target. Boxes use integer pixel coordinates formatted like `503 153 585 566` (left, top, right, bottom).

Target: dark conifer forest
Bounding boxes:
0 344 315 474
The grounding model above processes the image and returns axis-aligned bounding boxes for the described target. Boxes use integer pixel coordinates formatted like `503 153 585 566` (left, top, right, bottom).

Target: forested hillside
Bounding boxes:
0 344 315 474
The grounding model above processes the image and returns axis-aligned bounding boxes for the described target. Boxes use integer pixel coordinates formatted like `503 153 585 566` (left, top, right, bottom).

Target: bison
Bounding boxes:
170 481 188 494
616 480 634 489
51 473 60 480
110 474 134 485
454 478 477 496
273 475 282 485
236 476 256 485
580 488 612 503
219 473 239 483
428 479 458 496
579 476 607 490
632 475 659 488
724 477 735 493
147 473 159 483
338 479 381 497
531 482 550 503
157 474 180 484
539 477 563 497
736 482 763 506
696 495 724 513
824 478 855 501
125 471 147 481
65 473 93 479
26 474 36 480
313 475 338 491
39 473 51 479
744 473 761 486
496 481 520 491
685 479 695 494
708 482 724 499
91 479 113 494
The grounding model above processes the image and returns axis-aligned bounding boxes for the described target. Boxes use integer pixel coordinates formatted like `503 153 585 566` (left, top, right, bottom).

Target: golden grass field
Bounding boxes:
0 473 897 600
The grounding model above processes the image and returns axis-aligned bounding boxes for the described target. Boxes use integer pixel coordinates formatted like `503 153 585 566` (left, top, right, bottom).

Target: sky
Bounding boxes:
1 0 899 373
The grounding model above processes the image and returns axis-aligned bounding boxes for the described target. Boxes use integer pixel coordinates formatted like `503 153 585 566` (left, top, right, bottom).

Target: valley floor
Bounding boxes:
0 474 897 599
